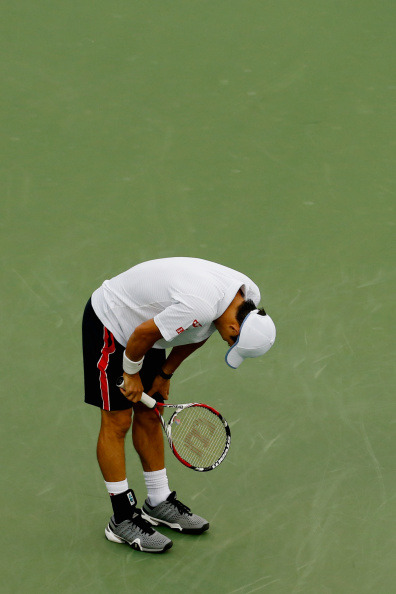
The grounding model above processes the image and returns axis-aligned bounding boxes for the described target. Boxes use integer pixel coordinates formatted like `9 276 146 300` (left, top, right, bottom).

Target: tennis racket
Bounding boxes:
116 378 231 472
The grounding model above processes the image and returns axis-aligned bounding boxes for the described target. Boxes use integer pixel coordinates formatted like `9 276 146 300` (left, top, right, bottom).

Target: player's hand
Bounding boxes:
119 372 144 403
148 376 170 401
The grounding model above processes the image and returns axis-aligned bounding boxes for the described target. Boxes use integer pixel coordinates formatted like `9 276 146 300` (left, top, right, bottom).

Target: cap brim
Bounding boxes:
225 343 244 369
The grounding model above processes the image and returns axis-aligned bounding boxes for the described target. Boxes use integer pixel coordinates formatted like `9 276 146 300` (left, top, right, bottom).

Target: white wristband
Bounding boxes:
123 351 144 375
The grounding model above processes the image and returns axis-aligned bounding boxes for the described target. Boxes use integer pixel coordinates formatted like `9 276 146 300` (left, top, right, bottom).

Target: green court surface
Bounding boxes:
1 1 395 592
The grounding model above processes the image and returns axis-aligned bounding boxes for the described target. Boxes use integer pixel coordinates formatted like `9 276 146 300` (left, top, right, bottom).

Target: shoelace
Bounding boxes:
129 509 155 535
168 492 192 516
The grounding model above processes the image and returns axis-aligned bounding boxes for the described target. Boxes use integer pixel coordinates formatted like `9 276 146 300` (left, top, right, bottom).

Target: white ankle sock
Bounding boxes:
143 469 171 507
104 478 129 496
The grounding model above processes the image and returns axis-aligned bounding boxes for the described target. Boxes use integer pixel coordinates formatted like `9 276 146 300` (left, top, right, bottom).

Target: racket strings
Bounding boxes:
170 406 228 468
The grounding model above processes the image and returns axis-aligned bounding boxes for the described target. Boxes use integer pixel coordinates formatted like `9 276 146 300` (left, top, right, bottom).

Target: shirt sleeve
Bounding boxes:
154 296 216 342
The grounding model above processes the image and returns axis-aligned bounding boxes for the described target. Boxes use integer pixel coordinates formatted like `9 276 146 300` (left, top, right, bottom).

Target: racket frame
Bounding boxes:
154 400 231 472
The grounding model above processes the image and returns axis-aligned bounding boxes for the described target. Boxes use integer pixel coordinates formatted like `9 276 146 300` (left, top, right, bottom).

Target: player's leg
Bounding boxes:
82 299 172 552
134 349 209 535
97 408 132 481
131 404 165 471
96 409 136 522
132 348 173 505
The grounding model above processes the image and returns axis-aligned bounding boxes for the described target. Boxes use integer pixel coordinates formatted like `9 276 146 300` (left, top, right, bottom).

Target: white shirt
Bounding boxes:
91 257 261 348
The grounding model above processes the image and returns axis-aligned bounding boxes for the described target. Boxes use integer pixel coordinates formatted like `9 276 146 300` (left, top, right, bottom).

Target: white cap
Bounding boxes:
225 310 276 369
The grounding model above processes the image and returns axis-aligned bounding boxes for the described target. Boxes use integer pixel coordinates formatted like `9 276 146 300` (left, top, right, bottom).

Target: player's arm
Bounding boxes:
148 339 208 400
125 318 163 360
120 319 163 403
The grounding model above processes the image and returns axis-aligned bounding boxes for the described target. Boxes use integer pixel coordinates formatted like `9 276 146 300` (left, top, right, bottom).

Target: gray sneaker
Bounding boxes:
105 509 173 553
142 491 209 534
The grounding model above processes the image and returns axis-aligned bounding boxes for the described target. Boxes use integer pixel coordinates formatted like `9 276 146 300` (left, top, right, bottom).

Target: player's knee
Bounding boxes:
132 407 158 431
100 409 132 438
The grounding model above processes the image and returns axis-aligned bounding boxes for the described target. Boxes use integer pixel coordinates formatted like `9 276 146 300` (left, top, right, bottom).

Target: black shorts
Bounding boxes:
82 299 166 411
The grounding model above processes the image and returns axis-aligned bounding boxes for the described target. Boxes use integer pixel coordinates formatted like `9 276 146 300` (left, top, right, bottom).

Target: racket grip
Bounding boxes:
140 393 157 408
116 377 156 409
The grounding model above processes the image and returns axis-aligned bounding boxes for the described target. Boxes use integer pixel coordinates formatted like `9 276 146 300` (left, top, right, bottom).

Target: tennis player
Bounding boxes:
82 257 276 553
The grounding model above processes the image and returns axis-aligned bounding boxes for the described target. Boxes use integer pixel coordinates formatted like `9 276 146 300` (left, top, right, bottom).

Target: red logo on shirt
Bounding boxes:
176 327 185 334
192 320 202 327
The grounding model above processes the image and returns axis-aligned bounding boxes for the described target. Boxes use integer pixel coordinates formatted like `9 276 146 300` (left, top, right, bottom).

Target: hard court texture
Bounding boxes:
1 1 395 592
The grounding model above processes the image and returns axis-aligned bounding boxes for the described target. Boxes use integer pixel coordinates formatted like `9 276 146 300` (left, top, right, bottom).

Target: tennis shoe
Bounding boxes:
105 508 173 553
142 491 209 534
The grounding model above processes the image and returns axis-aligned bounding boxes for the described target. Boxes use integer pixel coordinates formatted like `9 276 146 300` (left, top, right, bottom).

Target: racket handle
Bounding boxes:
116 377 157 409
140 393 157 408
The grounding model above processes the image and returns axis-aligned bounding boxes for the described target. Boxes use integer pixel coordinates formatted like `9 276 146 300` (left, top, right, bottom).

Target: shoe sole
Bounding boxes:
141 511 209 535
105 525 173 553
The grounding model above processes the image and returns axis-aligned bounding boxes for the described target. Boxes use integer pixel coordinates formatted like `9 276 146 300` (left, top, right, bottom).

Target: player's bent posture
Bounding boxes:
82 257 276 553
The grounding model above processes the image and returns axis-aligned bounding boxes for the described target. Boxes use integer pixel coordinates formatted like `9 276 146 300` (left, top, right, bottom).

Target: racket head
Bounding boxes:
167 403 231 471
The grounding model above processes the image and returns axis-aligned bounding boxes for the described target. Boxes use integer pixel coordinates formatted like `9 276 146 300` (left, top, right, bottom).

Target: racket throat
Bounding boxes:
165 427 173 446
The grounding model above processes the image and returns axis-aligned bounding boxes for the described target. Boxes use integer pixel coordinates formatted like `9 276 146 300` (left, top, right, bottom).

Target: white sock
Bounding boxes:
104 478 129 496
143 469 171 507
